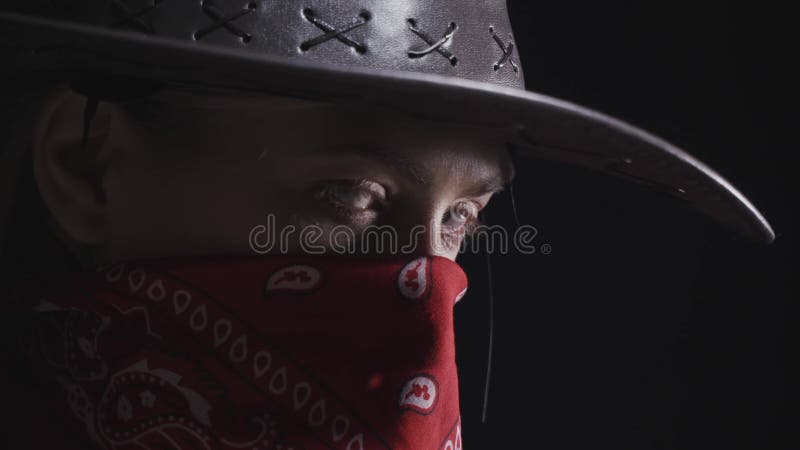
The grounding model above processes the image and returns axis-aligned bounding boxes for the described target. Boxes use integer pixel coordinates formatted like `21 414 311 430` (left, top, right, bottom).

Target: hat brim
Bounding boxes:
0 12 774 243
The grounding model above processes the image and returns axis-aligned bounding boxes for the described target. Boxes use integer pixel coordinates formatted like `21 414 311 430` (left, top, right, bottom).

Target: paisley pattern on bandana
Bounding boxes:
9 255 468 449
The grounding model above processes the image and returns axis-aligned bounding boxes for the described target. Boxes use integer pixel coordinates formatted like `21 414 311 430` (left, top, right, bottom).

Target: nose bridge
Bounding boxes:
394 200 451 258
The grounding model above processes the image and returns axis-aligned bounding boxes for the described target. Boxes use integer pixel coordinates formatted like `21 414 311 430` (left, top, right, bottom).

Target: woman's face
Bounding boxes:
34 86 514 262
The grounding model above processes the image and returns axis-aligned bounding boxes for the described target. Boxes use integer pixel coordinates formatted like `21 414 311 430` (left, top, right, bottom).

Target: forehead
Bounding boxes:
121 87 514 180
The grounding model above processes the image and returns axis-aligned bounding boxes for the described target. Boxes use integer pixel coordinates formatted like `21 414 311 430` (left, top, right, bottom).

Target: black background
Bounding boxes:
455 2 795 449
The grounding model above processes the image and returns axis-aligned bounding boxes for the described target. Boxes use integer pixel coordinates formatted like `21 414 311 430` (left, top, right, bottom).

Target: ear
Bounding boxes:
32 84 115 245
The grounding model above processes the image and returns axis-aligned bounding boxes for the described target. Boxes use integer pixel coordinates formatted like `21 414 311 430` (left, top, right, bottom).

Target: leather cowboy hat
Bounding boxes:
0 0 774 243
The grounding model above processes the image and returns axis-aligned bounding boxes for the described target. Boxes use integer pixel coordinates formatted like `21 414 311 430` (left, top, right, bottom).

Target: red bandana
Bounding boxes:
8 255 468 449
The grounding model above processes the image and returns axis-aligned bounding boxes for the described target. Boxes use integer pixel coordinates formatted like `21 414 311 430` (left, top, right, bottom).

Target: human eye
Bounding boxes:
312 179 387 223
442 199 482 237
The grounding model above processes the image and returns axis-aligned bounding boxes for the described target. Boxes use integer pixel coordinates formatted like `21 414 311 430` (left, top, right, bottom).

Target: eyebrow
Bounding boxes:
309 144 514 195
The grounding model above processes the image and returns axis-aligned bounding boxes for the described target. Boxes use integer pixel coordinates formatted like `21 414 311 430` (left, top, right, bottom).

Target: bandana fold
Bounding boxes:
8 255 467 450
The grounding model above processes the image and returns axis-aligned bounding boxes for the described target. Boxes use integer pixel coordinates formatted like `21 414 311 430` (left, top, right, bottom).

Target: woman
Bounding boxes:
4 80 505 449
0 0 773 448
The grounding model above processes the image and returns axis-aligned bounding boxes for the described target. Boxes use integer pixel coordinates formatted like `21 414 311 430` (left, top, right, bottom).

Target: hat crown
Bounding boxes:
21 0 524 89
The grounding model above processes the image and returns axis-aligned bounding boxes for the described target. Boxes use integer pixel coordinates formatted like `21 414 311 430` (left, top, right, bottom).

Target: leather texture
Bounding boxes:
5 0 524 90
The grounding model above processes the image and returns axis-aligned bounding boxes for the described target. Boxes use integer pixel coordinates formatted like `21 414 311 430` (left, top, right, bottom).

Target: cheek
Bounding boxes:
103 150 289 259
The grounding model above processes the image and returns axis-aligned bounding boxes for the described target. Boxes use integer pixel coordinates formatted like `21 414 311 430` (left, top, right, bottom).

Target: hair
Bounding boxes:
0 73 68 396
0 75 75 279
0 74 162 291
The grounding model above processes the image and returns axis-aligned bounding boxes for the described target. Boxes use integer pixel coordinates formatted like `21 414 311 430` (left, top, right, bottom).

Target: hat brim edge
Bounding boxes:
0 11 775 244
